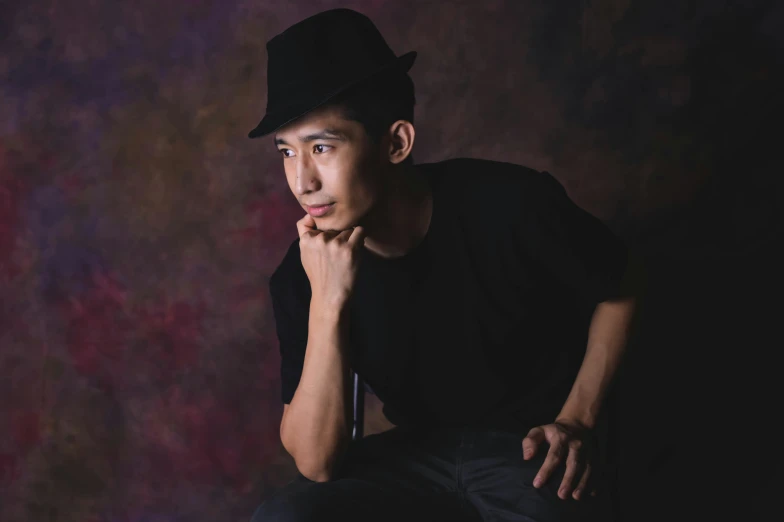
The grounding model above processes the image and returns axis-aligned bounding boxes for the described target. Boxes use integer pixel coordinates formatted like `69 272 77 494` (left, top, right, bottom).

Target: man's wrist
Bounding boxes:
555 413 596 431
310 294 349 321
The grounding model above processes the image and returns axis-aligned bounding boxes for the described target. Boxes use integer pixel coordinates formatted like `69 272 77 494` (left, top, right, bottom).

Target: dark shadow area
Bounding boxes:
604 3 783 519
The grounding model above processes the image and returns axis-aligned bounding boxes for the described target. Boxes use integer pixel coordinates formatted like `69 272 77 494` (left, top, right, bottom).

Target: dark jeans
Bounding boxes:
250 425 609 522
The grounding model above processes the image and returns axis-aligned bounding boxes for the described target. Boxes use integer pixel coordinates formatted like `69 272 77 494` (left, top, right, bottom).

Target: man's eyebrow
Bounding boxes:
274 129 348 146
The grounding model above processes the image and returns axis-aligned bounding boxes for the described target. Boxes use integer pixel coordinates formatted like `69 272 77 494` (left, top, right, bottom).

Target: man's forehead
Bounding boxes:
274 115 353 144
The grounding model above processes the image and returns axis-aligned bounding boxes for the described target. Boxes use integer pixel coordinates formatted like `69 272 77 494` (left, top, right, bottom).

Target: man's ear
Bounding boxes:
387 120 415 165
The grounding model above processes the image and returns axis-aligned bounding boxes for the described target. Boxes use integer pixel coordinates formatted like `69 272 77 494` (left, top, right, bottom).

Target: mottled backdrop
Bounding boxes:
1 1 782 521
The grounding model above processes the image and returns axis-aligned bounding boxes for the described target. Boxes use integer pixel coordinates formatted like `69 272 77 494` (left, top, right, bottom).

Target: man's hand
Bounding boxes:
522 419 599 500
296 213 366 306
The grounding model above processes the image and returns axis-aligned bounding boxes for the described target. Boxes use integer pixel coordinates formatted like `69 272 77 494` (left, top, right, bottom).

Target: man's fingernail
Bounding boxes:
574 489 581 499
533 478 541 488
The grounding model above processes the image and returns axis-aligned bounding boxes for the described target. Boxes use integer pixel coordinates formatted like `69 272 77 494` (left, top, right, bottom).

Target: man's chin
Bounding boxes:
316 217 362 234
316 222 353 234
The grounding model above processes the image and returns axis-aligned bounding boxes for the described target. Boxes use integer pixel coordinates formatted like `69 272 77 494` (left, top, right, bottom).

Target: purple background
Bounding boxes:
1 1 782 521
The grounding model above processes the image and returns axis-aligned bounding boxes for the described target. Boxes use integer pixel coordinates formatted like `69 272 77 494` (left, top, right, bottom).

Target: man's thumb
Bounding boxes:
348 226 366 248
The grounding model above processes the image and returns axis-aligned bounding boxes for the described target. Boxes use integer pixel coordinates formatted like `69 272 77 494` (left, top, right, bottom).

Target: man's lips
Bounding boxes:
305 203 335 217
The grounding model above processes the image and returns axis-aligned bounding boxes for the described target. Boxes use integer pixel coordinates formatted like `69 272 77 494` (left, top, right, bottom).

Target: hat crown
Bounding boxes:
266 9 398 105
247 8 416 139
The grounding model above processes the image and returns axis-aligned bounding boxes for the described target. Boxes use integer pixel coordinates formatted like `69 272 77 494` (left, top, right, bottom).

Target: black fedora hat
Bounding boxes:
247 8 417 139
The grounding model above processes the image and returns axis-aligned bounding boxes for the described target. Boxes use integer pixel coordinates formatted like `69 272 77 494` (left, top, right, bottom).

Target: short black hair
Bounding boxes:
325 69 417 165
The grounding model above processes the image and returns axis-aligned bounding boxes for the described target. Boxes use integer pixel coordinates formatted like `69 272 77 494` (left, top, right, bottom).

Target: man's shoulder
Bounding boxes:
430 156 549 185
436 156 539 173
427 156 559 201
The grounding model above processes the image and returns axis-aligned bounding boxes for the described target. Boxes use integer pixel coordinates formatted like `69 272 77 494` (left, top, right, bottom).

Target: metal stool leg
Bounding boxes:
351 370 365 440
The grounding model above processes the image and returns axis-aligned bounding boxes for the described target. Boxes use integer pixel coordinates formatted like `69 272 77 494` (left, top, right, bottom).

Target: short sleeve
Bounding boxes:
525 171 629 303
268 253 310 404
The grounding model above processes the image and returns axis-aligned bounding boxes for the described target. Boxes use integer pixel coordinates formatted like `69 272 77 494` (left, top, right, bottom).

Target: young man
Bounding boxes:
249 8 641 522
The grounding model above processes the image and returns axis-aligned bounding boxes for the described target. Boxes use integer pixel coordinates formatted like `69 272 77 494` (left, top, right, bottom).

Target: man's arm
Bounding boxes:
556 250 645 428
556 251 645 427
279 298 354 482
556 296 636 428
523 251 646 500
505 167 645 498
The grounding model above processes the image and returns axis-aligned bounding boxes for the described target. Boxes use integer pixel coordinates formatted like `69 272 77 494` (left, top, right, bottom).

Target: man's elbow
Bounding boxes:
286 438 349 483
296 457 343 483
281 444 340 482
299 467 333 483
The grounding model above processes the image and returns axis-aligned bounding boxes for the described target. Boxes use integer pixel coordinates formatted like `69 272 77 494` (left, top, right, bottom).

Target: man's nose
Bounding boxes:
294 160 320 195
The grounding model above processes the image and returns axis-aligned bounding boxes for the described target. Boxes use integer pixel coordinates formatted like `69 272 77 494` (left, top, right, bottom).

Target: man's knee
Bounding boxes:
250 489 317 522
249 476 334 522
250 498 312 522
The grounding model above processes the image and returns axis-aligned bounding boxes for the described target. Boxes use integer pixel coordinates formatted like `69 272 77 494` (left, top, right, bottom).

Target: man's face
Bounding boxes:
274 105 383 233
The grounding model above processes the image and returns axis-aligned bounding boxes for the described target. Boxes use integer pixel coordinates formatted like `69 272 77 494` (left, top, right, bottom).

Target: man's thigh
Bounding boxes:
250 426 478 522
461 430 609 522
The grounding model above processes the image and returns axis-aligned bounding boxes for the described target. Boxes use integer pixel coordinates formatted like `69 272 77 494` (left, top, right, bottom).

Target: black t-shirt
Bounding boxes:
268 157 628 436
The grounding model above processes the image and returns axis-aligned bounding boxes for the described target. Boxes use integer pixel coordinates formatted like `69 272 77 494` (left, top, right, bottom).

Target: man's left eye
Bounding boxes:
314 144 332 153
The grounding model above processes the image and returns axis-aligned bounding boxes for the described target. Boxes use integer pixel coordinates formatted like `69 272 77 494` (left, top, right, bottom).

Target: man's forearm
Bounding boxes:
280 298 353 482
557 296 636 429
557 252 645 428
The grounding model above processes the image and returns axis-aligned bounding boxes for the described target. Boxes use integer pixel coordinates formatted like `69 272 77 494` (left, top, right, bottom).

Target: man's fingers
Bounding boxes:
522 427 545 460
325 226 365 249
572 463 592 500
347 226 366 249
331 227 355 244
533 442 564 488
557 444 583 500
296 213 317 238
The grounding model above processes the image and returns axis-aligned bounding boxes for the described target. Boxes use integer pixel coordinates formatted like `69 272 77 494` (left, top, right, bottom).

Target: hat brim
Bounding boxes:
247 50 417 139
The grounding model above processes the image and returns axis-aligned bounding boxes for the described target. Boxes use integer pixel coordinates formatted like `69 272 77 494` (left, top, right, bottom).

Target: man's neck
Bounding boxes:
361 163 432 259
